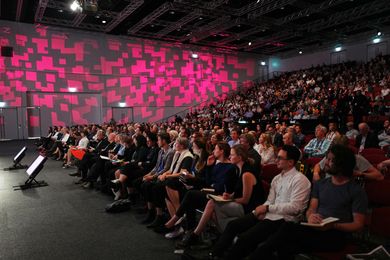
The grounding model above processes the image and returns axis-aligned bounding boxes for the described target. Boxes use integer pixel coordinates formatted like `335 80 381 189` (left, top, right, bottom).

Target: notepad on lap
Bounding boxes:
301 217 339 227
207 194 232 202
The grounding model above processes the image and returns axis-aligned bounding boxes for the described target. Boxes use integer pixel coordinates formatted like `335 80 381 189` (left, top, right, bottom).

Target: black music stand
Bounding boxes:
13 155 48 190
4 146 29 170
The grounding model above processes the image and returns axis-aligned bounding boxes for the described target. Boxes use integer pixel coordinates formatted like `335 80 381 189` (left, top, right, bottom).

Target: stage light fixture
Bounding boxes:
191 53 199 59
248 42 252 46
373 37 381 44
0 101 6 107
102 20 107 24
299 50 303 54
118 102 126 107
377 31 382 36
260 61 266 66
68 87 77 92
335 46 342 52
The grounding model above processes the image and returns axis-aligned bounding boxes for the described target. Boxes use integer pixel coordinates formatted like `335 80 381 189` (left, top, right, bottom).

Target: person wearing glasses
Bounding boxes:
211 145 311 259
249 145 367 260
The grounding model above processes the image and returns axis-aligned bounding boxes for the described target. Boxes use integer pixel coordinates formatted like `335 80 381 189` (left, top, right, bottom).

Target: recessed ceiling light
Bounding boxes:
191 53 199 59
248 42 252 46
280 6 285 10
377 31 382 36
68 87 77 92
256 0 260 3
373 37 381 44
299 50 303 54
95 15 100 18
58 9 63 13
169 11 175 15
260 61 266 66
102 20 106 24
186 33 191 36
335 46 342 52
237 24 241 27
199 17 203 20
151 24 155 27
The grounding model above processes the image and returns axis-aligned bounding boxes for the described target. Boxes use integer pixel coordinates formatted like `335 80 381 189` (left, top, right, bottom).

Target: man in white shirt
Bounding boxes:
211 145 311 259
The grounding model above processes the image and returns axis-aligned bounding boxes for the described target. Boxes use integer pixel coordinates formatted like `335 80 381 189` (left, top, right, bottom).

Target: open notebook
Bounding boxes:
300 217 339 227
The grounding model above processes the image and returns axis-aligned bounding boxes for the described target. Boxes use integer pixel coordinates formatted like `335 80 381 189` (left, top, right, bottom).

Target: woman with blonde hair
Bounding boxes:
257 133 276 165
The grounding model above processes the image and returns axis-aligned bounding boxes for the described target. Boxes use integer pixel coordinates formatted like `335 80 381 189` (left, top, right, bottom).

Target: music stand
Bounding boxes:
13 155 48 190
4 146 29 170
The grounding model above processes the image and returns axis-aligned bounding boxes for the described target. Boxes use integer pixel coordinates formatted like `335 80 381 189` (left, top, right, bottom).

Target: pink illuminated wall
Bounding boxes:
0 21 258 126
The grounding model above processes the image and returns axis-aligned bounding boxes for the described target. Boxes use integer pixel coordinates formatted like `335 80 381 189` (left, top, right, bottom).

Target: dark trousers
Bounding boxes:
141 179 157 203
213 214 285 260
249 222 347 260
151 181 168 209
175 190 209 230
78 152 97 179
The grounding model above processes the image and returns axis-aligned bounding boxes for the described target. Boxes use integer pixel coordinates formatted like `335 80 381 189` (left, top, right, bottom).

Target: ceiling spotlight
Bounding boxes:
373 37 381 44
169 11 175 15
95 15 100 18
260 61 266 66
68 87 77 92
299 50 303 54
256 0 260 3
237 24 241 27
335 46 342 52
118 102 126 107
58 9 64 13
150 24 155 27
280 6 285 10
191 53 199 59
70 0 81 11
102 20 107 24
199 17 203 20
186 33 191 37
377 31 382 36
0 102 6 108
248 42 252 46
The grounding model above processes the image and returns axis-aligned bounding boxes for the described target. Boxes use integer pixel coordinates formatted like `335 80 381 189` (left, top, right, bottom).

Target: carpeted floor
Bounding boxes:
0 140 179 260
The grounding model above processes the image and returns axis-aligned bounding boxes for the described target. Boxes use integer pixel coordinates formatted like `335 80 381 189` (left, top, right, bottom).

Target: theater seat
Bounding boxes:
360 148 386 157
261 164 280 183
365 180 390 206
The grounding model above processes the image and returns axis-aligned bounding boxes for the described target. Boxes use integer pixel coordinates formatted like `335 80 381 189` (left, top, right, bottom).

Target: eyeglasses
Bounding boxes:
276 156 290 161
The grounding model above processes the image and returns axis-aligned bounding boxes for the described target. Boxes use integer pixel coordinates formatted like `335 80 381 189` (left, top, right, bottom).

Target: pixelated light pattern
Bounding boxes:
0 21 256 125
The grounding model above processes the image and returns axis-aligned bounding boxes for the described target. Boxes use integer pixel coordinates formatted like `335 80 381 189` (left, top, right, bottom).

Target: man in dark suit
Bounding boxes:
355 123 379 152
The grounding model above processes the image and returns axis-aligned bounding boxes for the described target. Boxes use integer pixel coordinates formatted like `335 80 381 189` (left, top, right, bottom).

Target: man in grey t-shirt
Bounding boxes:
313 153 383 181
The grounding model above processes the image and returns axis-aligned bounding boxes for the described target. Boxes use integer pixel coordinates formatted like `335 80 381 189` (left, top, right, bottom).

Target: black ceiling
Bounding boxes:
1 0 390 55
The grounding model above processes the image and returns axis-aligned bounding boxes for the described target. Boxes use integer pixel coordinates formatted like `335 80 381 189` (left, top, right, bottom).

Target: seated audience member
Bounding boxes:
74 130 109 184
147 137 194 229
257 133 276 165
211 145 311 259
139 133 175 224
228 128 240 147
345 121 359 140
273 123 284 148
313 136 384 182
98 135 135 190
163 142 236 235
63 129 89 168
304 125 331 158
250 144 368 260
81 132 118 188
177 144 265 248
355 122 379 152
239 133 262 174
378 120 390 148
294 124 305 147
326 122 341 143
110 134 149 200
163 138 209 238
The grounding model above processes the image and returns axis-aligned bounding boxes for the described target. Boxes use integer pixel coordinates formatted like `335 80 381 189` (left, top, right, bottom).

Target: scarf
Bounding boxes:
170 149 194 174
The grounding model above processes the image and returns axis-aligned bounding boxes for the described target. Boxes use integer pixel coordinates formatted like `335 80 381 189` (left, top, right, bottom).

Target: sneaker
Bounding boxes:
176 231 200 249
165 226 184 239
